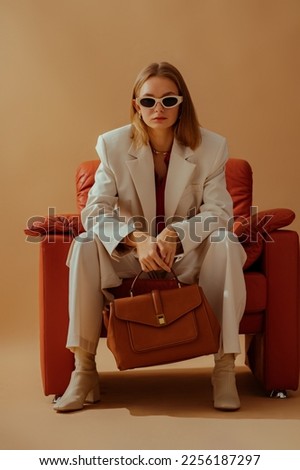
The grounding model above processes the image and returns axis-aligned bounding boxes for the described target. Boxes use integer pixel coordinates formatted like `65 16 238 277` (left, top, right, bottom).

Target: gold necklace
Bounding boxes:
151 147 170 157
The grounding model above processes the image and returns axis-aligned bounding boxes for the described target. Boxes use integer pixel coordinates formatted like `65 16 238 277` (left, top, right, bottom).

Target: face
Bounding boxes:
134 76 181 131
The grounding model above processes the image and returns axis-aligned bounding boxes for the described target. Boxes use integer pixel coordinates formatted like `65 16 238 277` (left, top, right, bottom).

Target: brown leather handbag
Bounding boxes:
103 271 220 370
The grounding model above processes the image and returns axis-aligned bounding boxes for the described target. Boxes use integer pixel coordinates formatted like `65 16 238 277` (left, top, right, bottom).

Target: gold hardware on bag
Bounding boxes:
156 313 166 325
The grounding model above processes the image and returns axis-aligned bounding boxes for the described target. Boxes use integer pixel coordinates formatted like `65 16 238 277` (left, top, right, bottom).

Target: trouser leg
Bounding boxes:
197 230 247 357
66 236 104 354
66 235 141 354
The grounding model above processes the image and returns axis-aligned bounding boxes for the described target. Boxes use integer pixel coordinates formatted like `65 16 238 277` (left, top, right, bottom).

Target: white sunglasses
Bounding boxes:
135 95 183 109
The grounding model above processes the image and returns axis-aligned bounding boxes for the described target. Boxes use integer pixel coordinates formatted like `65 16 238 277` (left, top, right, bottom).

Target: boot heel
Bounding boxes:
212 354 240 411
86 383 101 403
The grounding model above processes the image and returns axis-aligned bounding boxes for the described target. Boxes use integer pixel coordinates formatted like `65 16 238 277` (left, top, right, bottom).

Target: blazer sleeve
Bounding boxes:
81 135 135 260
171 138 233 256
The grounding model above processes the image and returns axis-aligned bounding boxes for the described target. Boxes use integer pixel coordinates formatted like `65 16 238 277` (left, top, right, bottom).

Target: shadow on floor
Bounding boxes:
83 367 300 419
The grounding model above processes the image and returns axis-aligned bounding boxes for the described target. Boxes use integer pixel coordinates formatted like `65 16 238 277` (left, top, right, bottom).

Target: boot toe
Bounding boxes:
212 375 240 411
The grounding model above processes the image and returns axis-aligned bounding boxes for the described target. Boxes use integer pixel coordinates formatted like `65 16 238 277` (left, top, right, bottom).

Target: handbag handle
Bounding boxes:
130 268 182 297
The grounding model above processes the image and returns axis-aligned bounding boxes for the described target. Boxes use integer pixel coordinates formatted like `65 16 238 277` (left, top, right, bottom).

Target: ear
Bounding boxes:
132 99 140 114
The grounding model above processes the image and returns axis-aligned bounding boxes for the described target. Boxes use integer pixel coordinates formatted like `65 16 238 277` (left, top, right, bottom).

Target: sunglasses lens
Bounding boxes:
162 97 179 107
137 96 182 108
139 98 156 108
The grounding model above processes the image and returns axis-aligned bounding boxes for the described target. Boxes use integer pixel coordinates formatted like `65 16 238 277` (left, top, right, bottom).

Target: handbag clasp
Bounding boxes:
156 313 166 326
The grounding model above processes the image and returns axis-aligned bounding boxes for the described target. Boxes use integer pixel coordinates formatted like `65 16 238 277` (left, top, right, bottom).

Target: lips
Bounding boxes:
152 117 167 121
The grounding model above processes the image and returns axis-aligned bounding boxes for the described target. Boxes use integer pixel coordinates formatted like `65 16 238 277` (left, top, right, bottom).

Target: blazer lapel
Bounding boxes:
164 140 196 221
125 138 196 233
126 142 156 233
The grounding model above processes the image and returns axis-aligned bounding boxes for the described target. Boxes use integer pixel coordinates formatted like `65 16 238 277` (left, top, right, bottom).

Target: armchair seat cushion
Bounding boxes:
244 272 267 313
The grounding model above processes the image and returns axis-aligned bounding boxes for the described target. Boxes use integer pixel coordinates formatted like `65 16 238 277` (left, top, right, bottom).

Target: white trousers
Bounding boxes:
66 231 247 358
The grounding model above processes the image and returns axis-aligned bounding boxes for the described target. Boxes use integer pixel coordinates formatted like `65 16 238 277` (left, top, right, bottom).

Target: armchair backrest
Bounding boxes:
76 158 253 219
225 158 253 218
76 160 99 213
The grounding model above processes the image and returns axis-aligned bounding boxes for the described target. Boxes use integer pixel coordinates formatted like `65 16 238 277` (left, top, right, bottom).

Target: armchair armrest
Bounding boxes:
39 234 74 395
24 213 84 239
260 229 300 391
234 208 296 270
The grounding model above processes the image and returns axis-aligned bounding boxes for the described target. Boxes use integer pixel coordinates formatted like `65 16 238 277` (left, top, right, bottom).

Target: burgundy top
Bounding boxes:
154 152 171 235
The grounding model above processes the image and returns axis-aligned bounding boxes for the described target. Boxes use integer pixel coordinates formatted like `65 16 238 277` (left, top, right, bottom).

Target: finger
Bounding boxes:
154 256 171 272
156 242 168 259
168 252 175 268
158 244 175 267
164 253 172 266
140 261 148 272
145 250 170 271
142 256 161 272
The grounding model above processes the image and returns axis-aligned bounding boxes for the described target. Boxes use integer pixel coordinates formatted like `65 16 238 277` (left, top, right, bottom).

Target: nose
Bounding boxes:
154 101 164 111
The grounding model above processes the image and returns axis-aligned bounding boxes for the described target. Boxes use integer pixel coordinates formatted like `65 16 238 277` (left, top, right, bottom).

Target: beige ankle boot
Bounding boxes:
53 348 100 412
212 353 240 411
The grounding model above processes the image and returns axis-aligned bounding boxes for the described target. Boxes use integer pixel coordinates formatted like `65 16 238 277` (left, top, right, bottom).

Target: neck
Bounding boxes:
148 128 174 153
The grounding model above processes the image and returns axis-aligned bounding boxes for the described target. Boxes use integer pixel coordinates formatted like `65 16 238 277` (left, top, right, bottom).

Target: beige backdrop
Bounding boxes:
1 0 299 343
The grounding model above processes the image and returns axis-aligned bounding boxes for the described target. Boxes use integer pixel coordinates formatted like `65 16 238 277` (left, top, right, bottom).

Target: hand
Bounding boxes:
156 227 180 269
125 231 170 272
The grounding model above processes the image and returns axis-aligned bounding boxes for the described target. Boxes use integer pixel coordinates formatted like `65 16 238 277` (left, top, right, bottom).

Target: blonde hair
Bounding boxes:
130 62 201 150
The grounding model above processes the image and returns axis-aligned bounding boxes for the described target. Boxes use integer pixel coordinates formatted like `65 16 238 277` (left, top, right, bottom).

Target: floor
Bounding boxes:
1 335 300 451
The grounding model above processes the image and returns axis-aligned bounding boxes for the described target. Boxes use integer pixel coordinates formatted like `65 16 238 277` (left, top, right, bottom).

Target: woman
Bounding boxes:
54 62 246 412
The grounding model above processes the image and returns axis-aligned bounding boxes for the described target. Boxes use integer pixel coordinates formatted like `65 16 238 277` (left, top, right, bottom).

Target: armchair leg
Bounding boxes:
269 390 288 399
52 395 62 404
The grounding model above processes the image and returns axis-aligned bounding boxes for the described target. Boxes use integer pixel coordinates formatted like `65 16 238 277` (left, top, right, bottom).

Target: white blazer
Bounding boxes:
81 124 233 261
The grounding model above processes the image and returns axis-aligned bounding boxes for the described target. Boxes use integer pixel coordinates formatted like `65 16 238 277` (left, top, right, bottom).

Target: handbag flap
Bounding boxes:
111 284 203 327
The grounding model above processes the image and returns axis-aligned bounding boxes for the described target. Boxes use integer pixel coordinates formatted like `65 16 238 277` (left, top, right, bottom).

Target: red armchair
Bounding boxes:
26 158 300 398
